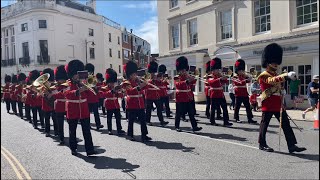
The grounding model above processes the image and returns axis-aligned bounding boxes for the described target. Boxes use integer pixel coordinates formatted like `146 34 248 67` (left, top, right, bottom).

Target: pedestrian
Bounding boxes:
302 75 319 119
228 83 235 110
289 75 301 109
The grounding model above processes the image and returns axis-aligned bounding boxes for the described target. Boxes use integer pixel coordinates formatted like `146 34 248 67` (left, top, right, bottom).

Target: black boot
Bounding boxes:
259 144 274 152
288 145 307 153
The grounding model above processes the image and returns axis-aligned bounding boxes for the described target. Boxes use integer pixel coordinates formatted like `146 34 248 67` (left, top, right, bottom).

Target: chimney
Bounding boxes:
86 0 96 12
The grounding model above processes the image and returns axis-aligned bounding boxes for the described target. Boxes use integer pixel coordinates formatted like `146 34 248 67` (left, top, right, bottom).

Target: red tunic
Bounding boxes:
174 75 195 103
2 84 11 100
24 89 34 106
15 85 23 102
41 86 55 112
102 87 122 110
144 79 161 100
122 79 148 110
208 75 227 99
52 85 68 113
232 75 250 97
96 82 105 99
86 88 99 104
64 82 90 120
10 85 17 101
159 80 169 97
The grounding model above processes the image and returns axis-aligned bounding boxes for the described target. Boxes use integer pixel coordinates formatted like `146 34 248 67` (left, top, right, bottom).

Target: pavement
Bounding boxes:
169 102 317 122
1 102 319 179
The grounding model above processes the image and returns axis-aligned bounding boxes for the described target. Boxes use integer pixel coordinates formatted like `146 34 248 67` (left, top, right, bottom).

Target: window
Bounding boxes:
89 28 94 36
170 0 178 8
11 27 15 36
39 40 49 63
220 10 232 40
123 34 128 43
188 19 198 45
119 65 121 73
296 0 318 25
118 36 120 45
118 50 121 58
109 48 112 57
5 29 8 37
134 37 137 43
67 24 73 33
5 45 9 60
254 0 271 33
124 49 130 59
171 24 180 49
21 23 28 32
110 64 113 69
298 65 312 95
281 66 294 93
109 33 112 42
89 48 95 59
22 42 29 58
38 20 47 29
12 44 15 59
68 45 74 58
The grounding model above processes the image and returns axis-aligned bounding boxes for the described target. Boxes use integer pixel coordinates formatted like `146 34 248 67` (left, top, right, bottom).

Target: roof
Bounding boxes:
56 0 95 14
158 49 208 58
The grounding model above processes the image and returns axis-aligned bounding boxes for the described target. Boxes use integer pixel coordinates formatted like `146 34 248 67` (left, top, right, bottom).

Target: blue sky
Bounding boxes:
1 0 159 53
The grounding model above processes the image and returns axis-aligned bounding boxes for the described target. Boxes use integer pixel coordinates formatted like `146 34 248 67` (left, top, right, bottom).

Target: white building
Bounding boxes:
157 0 319 108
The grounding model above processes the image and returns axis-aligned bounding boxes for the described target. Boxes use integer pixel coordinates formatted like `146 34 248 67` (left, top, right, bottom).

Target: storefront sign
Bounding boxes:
253 46 299 55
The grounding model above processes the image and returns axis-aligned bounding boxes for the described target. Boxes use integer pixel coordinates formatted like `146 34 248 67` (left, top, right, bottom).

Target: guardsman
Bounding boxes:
96 73 106 115
52 65 69 145
85 63 104 130
258 43 306 153
204 61 211 119
10 75 18 115
24 76 33 123
16 73 27 119
122 61 152 142
145 61 169 126
102 68 126 135
158 64 172 118
208 58 233 127
3 75 12 113
174 56 202 132
29 70 44 129
232 59 257 124
41 68 58 137
64 59 97 156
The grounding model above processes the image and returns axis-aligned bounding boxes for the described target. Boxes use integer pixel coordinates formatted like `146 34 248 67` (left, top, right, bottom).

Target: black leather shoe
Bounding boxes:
97 125 104 130
142 136 152 142
248 120 258 124
147 122 153 126
223 122 233 127
259 145 274 152
193 127 202 132
45 133 50 137
167 115 173 118
71 150 78 156
87 150 98 156
34 126 39 129
117 130 125 135
176 128 182 132
59 141 65 145
108 131 113 135
129 137 136 141
182 119 188 122
288 145 307 153
210 122 219 126
236 119 243 123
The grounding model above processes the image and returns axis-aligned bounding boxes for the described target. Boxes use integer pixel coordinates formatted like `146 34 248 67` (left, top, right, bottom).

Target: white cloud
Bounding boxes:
122 1 157 12
135 16 159 54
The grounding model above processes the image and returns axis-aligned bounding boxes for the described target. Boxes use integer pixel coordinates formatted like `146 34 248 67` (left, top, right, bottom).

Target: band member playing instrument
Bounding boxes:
52 65 69 145
232 59 257 124
24 77 33 123
174 56 202 132
258 43 306 153
29 70 44 129
102 68 126 135
208 58 233 127
96 73 106 115
158 64 172 118
3 75 12 113
85 63 104 130
10 75 18 115
204 61 212 119
17 73 27 119
145 61 169 126
64 60 97 156
122 61 152 142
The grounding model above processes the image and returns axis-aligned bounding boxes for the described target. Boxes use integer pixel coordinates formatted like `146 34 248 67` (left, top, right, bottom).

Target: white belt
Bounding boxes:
234 86 247 88
67 99 87 103
272 93 281 96
127 94 143 98
55 99 66 102
105 97 117 100
176 89 191 93
158 86 166 88
211 87 223 90
148 88 159 91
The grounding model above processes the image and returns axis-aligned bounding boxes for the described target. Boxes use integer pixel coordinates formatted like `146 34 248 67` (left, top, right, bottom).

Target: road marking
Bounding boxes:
1 146 32 180
1 149 23 179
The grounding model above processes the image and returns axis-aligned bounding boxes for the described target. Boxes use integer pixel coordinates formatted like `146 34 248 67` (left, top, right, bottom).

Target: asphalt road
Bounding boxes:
1 103 319 179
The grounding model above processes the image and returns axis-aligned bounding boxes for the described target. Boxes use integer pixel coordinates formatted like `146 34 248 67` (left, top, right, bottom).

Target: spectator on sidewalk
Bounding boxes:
228 83 235 110
289 76 301 109
250 80 260 95
302 75 319 119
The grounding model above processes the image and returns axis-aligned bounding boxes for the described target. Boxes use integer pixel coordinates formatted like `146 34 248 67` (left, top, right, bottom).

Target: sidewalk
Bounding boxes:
169 103 315 122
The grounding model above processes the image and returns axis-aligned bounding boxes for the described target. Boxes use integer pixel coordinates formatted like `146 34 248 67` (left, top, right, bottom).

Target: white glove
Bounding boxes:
288 71 296 80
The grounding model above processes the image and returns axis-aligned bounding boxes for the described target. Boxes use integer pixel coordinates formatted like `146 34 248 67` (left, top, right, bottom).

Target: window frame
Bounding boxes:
170 0 178 9
297 64 312 96
118 36 120 45
21 23 28 32
220 10 233 40
253 0 271 34
119 65 121 73
123 49 130 60
109 33 112 42
38 20 47 29
89 47 95 59
109 48 112 57
295 0 318 26
170 23 180 49
89 28 94 36
118 50 121 59
187 19 198 46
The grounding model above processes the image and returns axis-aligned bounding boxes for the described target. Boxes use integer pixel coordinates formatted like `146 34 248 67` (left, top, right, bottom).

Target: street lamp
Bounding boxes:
130 29 134 61
85 40 95 65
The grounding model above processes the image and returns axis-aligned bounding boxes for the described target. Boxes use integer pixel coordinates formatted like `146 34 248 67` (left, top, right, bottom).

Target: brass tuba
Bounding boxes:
32 73 55 108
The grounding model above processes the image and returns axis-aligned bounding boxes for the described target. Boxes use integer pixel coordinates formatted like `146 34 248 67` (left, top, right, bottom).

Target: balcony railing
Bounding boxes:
1 60 8 67
19 56 30 66
37 55 50 65
8 59 16 66
1 59 16 67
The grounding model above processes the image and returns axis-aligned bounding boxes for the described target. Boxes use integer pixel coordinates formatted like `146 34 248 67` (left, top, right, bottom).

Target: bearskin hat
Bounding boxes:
29 70 40 81
18 73 27 82
147 61 158 73
176 56 189 71
158 64 167 74
54 65 68 81
235 59 246 73
11 74 18 83
210 57 222 70
85 63 95 74
205 61 211 73
65 59 84 79
42 68 55 82
5 75 11 83
124 60 138 78
262 43 283 68
96 73 103 81
105 68 117 83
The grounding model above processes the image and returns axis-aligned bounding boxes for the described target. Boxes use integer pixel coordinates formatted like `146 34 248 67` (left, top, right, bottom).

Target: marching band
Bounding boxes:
1 43 306 156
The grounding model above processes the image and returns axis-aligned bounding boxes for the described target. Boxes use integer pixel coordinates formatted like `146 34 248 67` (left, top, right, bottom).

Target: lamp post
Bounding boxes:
85 40 95 65
130 29 134 61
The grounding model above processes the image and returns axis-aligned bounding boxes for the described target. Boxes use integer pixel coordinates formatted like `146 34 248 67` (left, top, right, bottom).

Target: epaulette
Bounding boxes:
173 75 180 81
257 71 272 80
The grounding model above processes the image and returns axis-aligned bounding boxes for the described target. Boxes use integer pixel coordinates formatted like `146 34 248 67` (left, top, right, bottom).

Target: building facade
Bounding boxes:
157 0 319 108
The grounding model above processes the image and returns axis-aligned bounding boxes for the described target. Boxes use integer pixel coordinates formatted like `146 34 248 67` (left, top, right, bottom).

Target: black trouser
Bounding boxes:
106 109 122 132
99 98 106 114
127 109 148 137
25 104 31 121
160 96 171 116
175 102 198 129
88 103 102 127
5 99 11 112
32 106 44 128
11 100 17 114
56 112 65 142
146 99 164 123
18 101 24 118
234 96 253 121
44 111 58 134
259 111 297 148
229 93 235 109
206 96 211 117
121 98 126 112
67 118 94 152
191 99 197 114
210 98 230 124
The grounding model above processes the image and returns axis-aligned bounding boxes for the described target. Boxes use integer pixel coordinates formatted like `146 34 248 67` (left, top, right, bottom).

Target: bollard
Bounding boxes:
313 102 319 130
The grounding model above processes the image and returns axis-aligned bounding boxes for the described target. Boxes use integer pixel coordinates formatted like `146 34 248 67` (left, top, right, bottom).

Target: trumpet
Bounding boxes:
137 77 160 90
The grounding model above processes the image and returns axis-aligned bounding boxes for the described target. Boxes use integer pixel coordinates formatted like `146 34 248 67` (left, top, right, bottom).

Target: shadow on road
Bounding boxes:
228 126 278 134
144 140 199 155
274 151 319 161
192 131 247 142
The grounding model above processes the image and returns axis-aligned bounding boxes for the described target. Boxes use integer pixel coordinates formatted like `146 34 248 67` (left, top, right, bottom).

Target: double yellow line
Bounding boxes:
1 146 32 180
